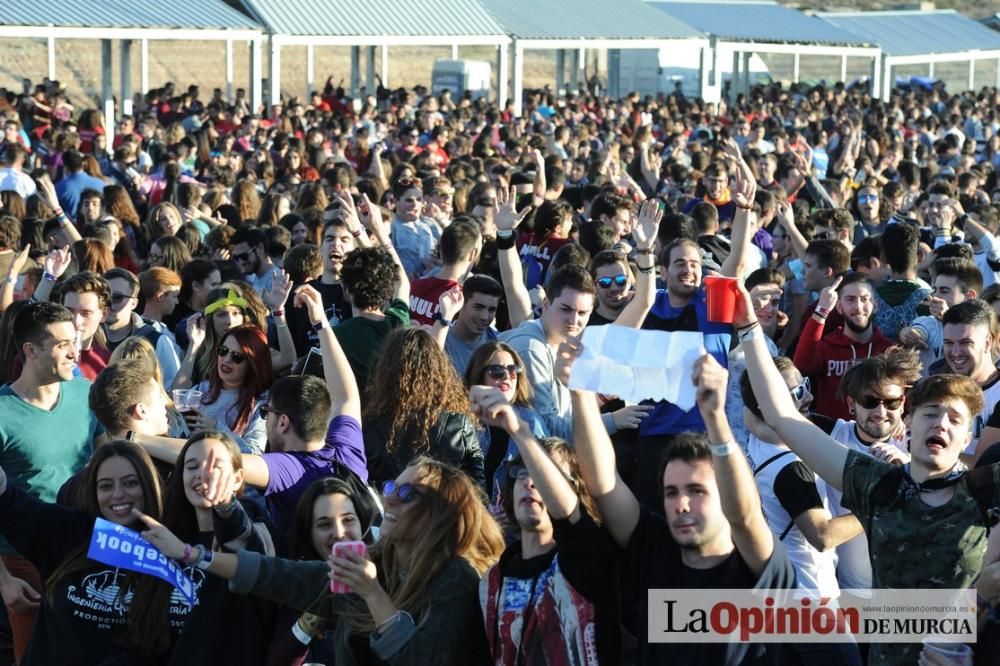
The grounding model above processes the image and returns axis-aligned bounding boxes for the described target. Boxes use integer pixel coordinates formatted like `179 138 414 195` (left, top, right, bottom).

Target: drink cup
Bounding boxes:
921 638 972 665
703 276 739 324
172 389 203 413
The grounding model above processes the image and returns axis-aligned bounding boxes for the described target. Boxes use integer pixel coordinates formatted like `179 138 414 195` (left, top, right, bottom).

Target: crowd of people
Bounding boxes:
0 71 998 665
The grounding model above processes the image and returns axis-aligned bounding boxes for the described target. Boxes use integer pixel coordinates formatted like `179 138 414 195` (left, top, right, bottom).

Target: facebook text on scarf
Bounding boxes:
647 589 976 643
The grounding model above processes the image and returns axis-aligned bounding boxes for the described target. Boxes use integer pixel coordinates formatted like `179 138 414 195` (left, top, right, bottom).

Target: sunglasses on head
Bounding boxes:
597 274 628 289
395 177 422 190
217 344 247 364
790 377 811 402
856 395 904 411
487 364 522 380
382 479 423 503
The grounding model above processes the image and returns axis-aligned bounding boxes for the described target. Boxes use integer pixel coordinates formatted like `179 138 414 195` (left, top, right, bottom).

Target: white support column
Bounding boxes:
365 46 376 95
928 61 935 78
731 50 740 100
381 45 389 87
512 41 524 117
226 39 234 102
306 44 314 97
569 48 582 91
268 36 281 111
741 51 751 94
140 38 149 94
119 39 133 117
699 41 712 101
882 59 891 102
792 52 800 84
250 37 263 114
47 37 56 81
840 55 847 83
995 57 1000 88
451 44 459 60
497 43 509 107
101 39 115 150
556 49 565 94
350 46 360 96
968 59 976 91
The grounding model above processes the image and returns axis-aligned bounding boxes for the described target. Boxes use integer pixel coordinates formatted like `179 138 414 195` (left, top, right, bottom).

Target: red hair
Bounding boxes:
203 325 274 434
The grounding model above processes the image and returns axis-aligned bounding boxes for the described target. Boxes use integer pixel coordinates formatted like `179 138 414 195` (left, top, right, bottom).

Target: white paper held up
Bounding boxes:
567 325 706 410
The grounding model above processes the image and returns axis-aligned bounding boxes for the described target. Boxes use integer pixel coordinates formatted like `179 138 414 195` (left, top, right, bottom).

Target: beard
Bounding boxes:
844 315 872 334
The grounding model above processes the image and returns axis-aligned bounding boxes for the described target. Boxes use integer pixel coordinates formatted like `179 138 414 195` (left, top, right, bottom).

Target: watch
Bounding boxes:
312 319 330 332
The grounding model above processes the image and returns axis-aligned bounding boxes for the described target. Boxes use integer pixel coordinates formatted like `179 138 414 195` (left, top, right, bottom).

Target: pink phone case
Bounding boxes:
330 541 366 594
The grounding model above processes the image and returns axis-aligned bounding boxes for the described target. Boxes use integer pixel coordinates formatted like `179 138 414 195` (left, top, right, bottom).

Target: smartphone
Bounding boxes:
854 168 868 185
330 541 367 594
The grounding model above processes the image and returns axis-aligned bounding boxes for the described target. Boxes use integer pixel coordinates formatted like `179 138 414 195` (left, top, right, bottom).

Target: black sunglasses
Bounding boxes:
217 344 247 364
486 364 522 380
596 274 628 289
111 292 136 305
856 395 904 411
259 404 282 419
232 249 255 263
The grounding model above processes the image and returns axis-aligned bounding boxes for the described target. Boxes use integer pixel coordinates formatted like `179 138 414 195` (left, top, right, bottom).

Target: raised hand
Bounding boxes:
469 385 520 433
262 269 293 311
926 294 949 321
493 185 531 232
731 157 757 210
34 173 60 211
186 313 207 350
816 276 842 313
554 337 583 386
198 445 237 506
5 244 30 280
44 245 72 279
633 199 663 250
360 193 388 244
293 284 326 325
437 285 464 322
692 353 728 418
334 191 363 233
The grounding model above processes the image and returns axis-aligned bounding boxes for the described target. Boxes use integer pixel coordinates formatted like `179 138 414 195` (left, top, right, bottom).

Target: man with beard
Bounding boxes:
630 140 756 510
793 273 892 420
587 249 635 326
230 227 280 296
939 300 1000 461
814 348 922 589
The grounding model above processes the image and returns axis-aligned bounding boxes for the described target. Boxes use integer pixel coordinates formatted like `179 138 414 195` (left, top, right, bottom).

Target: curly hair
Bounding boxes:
339 247 398 311
364 328 473 454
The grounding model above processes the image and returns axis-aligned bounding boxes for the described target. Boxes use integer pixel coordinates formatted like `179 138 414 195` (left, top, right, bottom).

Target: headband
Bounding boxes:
204 289 248 316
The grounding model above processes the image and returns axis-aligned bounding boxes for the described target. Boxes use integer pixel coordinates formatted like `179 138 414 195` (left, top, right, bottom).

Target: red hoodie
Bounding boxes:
793 316 892 420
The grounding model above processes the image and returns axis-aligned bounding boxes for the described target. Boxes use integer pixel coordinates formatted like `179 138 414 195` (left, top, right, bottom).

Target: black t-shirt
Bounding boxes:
286 278 352 358
588 310 615 326
621 506 795 665
773 461 824 521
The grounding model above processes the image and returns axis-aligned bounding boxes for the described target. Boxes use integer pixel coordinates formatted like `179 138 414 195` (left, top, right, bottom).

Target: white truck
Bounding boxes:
430 59 492 100
617 47 771 101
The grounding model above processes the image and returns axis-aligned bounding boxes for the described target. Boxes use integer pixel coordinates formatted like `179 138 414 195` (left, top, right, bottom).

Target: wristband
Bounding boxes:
43 271 57 282
814 306 831 319
735 203 753 210
495 232 516 250
270 309 285 318
432 311 453 327
738 322 762 344
634 247 655 256
312 319 330 332
195 547 214 571
1 275 15 286
291 620 315 645
636 264 655 274
350 228 363 239
709 440 735 457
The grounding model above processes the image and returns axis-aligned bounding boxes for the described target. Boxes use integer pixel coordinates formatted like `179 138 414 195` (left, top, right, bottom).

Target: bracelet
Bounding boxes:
634 247 655 256
495 232 516 250
195 547 214 571
312 319 330 332
181 543 193 564
814 306 831 319
709 440 736 457
735 203 753 210
187 544 205 568
271 309 285 318
636 264 655 274
738 323 763 344
42 271 57 282
432 311 453 327
291 619 314 645
351 228 363 239
736 319 760 331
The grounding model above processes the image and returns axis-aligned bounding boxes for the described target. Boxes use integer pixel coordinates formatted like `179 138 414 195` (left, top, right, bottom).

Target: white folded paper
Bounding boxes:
567 325 706 410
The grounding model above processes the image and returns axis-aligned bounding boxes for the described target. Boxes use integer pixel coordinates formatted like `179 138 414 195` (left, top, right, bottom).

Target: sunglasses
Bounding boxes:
148 253 164 262
597 274 629 289
382 479 423 503
395 177 422 190
232 249 255 263
486 364 522 380
790 377 811 402
259 404 282 419
857 194 879 204
111 292 136 305
217 344 247 364
856 395 904 411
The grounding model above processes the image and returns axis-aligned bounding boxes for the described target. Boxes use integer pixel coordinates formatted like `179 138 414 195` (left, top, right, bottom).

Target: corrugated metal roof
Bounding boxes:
820 10 1000 57
478 0 701 40
650 1 872 46
1 0 259 30
239 0 506 37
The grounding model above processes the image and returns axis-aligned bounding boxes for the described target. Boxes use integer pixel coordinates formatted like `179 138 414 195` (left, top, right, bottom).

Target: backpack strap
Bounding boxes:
753 450 794 477
778 521 796 541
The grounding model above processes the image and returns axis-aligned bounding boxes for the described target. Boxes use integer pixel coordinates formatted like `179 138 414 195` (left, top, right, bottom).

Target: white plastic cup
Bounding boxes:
172 389 203 412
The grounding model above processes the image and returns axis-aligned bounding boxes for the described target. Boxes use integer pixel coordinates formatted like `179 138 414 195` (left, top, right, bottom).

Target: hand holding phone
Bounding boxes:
330 541 367 594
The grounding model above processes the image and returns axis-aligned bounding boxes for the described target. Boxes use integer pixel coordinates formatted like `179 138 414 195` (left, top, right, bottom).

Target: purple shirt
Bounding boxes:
262 415 367 534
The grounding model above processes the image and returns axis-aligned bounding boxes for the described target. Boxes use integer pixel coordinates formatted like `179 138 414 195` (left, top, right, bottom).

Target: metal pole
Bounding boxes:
381 44 389 87
556 49 565 94
306 44 314 98
269 36 281 111
365 45 376 94
47 37 56 81
119 39 133 117
250 37 263 114
101 39 115 150
350 46 360 96
140 38 149 95
226 39 234 102
792 52 800 84
512 41 524 117
840 54 847 83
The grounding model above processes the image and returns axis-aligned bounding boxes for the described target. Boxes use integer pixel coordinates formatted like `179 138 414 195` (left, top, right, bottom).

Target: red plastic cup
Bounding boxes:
703 276 739 324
